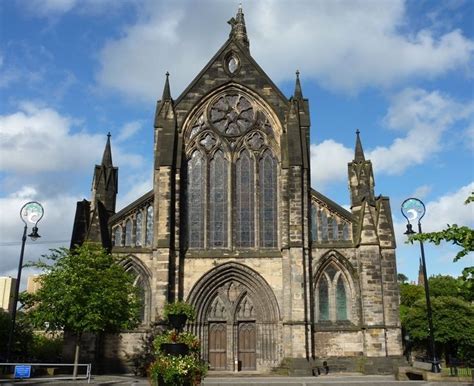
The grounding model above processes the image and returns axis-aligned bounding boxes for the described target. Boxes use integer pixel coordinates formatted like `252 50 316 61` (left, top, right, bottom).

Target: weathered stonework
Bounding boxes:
69 6 402 374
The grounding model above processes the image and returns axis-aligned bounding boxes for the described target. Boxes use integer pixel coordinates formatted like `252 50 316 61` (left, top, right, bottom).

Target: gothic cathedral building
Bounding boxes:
71 7 402 373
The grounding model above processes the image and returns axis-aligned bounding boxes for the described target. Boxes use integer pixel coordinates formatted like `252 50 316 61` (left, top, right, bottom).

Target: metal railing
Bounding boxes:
0 362 91 383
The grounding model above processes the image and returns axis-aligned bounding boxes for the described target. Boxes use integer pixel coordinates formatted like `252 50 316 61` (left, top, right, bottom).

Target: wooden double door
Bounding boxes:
208 322 256 371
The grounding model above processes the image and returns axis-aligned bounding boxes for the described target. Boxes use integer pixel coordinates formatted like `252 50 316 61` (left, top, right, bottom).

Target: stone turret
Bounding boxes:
348 130 375 210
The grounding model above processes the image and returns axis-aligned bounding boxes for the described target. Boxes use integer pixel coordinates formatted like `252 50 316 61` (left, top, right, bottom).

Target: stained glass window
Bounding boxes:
209 151 228 247
259 150 277 247
114 226 122 246
336 276 348 320
136 211 143 246
125 219 132 246
311 205 318 242
236 150 255 247
145 205 153 246
188 151 206 248
320 211 328 241
318 278 329 321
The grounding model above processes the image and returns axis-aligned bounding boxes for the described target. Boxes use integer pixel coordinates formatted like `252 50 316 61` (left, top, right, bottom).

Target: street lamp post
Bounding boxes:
401 198 440 373
6 201 44 362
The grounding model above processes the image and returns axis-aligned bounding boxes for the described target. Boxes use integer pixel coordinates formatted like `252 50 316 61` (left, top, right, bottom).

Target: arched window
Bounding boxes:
316 262 351 323
145 205 153 246
188 151 205 248
318 277 329 321
331 217 338 240
259 150 277 248
113 226 122 246
125 219 132 246
336 276 348 320
136 211 143 246
311 204 318 242
209 151 228 247
236 150 255 247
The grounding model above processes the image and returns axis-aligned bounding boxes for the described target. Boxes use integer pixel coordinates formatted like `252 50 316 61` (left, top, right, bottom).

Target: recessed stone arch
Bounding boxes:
187 262 281 370
120 255 152 325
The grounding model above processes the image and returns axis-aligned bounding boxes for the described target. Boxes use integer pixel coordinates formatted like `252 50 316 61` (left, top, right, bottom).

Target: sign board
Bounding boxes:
14 365 31 378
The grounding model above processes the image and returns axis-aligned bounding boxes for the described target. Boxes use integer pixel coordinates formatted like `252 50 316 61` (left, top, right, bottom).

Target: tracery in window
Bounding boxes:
236 150 255 247
259 150 278 248
145 205 153 246
188 151 206 248
136 211 143 246
209 151 228 247
316 262 351 323
125 219 132 246
114 226 122 246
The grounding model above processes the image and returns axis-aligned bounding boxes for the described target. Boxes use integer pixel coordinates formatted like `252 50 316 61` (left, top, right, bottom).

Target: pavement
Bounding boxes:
0 373 472 385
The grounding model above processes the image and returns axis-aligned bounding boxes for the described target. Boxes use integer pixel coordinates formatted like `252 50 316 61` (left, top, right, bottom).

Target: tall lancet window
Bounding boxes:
113 226 122 246
259 150 277 247
136 211 143 246
336 276 348 320
209 150 228 247
145 205 153 246
318 277 329 321
311 204 318 242
125 219 132 246
188 150 206 248
236 150 255 247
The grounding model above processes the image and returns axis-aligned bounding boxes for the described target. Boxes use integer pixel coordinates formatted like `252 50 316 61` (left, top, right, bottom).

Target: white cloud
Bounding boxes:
95 0 474 100
117 120 143 142
310 140 353 189
0 187 78 285
369 88 474 174
411 185 432 199
22 0 130 17
0 102 143 174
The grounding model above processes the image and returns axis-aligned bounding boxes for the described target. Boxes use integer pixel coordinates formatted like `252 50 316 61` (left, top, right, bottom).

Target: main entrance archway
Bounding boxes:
187 262 281 371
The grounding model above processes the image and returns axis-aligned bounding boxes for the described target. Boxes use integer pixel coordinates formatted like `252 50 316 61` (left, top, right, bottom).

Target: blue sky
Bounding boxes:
0 0 473 287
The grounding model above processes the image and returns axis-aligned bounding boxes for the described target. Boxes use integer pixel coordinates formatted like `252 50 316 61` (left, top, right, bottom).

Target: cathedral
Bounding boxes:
71 6 403 374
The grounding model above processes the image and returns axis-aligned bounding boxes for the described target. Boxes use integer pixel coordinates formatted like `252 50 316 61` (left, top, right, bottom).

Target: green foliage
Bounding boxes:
30 334 63 362
149 353 207 386
163 301 196 321
399 282 424 307
429 275 460 298
22 243 141 336
154 331 200 354
0 310 10 355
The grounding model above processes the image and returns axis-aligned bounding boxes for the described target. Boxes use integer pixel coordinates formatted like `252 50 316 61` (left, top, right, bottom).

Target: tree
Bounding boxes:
397 273 409 284
22 243 141 377
402 295 474 363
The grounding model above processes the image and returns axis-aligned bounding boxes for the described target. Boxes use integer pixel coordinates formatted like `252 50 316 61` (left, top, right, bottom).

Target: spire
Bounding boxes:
294 70 303 99
228 4 250 50
101 132 113 167
162 72 171 101
354 129 365 162
417 257 425 287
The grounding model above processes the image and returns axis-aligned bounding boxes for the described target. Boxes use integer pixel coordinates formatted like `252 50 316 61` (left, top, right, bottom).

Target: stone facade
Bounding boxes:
70 6 403 374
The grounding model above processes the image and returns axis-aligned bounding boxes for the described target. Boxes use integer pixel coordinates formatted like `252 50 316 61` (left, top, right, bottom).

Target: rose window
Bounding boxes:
209 94 255 136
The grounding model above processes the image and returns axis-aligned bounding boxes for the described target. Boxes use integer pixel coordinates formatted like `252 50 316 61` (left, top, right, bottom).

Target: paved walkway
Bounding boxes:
0 374 472 385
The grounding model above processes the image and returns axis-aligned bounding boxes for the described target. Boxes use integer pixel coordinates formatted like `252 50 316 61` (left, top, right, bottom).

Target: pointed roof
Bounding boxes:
162 71 171 101
354 129 365 162
294 70 303 99
101 132 113 167
228 4 249 51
